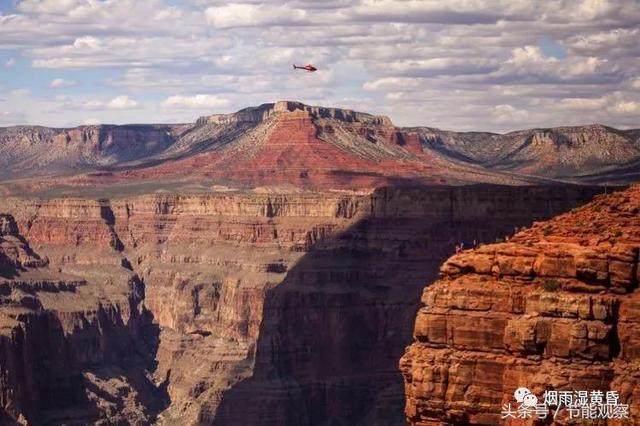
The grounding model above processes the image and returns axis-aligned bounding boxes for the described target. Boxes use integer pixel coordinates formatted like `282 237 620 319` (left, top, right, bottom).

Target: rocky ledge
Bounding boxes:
197 100 393 126
400 185 640 425
0 185 604 425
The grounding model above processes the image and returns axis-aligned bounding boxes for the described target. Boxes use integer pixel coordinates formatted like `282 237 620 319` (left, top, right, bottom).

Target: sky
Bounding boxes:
0 0 639 132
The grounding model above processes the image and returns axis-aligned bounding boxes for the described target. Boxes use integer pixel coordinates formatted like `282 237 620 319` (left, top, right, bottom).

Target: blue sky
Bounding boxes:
1 0 639 131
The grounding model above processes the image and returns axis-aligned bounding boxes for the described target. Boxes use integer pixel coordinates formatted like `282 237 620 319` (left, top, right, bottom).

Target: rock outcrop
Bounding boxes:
0 212 162 425
0 214 51 275
1 102 638 197
0 124 182 180
401 185 640 425
0 184 601 424
198 101 393 127
418 124 640 182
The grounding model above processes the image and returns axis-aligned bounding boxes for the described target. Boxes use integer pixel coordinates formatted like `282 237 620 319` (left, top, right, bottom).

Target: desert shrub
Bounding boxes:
542 279 560 292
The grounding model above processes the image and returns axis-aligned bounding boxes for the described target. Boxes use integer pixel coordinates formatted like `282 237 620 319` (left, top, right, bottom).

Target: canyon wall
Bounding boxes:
401 185 640 425
0 185 604 424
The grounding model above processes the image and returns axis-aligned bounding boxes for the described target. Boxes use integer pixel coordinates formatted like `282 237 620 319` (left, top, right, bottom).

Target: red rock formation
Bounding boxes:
0 185 605 424
0 214 49 275
2 103 639 196
418 123 640 182
0 213 161 424
56 109 457 190
1 102 568 197
401 185 640 425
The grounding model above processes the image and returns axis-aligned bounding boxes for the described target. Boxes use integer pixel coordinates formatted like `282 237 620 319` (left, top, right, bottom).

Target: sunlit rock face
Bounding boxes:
2 102 638 198
0 184 602 425
401 185 640 425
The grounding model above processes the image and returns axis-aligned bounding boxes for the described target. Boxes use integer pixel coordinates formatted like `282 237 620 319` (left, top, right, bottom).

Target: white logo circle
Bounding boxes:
514 387 532 403
523 393 538 407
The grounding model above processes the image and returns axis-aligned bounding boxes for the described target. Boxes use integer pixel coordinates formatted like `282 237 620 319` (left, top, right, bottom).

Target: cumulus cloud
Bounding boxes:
161 94 230 109
568 28 640 57
83 117 101 125
350 0 517 24
49 78 76 88
491 104 530 124
76 95 139 110
610 100 640 115
17 0 84 15
1 0 640 131
363 77 423 91
107 95 138 109
205 3 309 28
560 97 607 110
0 110 27 125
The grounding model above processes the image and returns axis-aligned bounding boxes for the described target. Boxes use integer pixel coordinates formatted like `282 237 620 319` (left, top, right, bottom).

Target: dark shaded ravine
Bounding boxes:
0 184 608 425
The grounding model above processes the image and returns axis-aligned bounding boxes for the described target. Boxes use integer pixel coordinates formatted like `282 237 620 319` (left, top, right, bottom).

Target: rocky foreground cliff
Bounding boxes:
401 185 640 425
0 185 603 425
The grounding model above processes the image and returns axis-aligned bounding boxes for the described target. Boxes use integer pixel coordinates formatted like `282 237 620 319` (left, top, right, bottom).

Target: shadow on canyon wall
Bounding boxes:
0 216 168 425
42 307 167 424
212 184 608 426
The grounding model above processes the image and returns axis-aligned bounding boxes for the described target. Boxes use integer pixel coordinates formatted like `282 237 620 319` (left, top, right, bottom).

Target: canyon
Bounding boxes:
0 101 635 425
0 185 604 425
401 184 640 425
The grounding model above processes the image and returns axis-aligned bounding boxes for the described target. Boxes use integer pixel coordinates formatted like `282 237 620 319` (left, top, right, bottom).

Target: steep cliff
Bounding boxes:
0 124 185 180
0 213 163 425
1 102 638 196
401 185 640 425
0 185 604 424
417 124 640 182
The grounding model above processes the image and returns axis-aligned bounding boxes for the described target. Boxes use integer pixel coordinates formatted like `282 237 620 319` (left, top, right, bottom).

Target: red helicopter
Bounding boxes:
293 64 317 72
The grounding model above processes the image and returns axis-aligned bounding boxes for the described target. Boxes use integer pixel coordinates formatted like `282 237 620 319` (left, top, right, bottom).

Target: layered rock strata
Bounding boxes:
401 185 640 425
3 102 638 196
0 185 603 424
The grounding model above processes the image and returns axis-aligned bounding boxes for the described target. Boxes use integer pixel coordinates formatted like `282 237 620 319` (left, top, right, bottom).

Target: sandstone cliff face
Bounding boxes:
198 101 393 127
401 185 640 425
0 213 162 425
0 124 181 181
0 185 603 424
4 102 638 198
418 124 640 182
52 108 514 193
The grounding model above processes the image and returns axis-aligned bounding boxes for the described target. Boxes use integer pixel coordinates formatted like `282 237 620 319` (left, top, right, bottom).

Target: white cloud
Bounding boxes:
107 95 138 109
491 104 529 124
29 35 231 69
72 35 102 50
76 95 138 110
569 28 640 56
161 94 230 109
1 0 640 131
154 6 182 21
560 97 606 110
0 110 27 125
17 0 85 15
351 0 508 24
205 3 308 28
610 100 640 115
4 57 16 67
49 78 76 88
363 77 423 91
83 117 101 125
508 46 553 66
